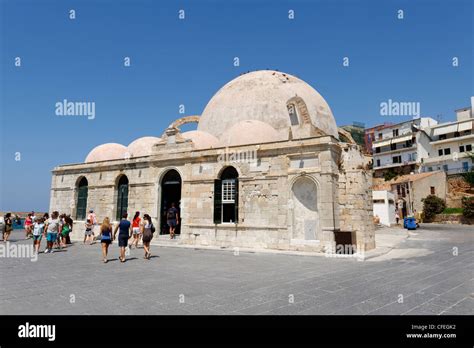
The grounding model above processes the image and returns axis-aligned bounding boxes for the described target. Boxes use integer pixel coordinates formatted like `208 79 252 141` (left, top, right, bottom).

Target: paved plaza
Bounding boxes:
0 224 472 315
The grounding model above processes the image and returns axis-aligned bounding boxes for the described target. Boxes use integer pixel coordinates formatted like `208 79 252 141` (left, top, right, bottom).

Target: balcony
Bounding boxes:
430 133 474 145
373 160 417 170
374 144 416 156
422 152 470 164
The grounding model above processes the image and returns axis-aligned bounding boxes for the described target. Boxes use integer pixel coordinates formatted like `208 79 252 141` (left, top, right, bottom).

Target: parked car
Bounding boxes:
403 217 417 230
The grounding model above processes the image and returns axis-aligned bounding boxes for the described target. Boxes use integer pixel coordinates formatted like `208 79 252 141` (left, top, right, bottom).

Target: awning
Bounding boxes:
373 139 391 147
432 124 458 136
391 134 413 144
458 121 473 132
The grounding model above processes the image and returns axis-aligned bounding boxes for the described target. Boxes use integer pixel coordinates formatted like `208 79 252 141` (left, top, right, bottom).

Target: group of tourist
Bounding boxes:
1 203 180 264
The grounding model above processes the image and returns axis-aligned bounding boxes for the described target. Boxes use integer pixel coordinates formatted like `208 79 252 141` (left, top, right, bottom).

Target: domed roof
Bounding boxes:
127 136 162 157
218 120 281 147
85 143 127 163
198 70 338 139
181 130 219 149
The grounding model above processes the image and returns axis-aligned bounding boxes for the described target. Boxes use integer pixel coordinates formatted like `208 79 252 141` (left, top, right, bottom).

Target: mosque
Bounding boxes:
50 70 375 253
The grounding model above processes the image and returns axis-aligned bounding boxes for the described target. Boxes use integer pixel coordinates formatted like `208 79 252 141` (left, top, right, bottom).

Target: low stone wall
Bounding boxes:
428 214 474 225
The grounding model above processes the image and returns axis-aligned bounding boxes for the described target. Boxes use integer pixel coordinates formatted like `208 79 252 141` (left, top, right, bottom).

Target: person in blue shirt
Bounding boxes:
113 213 132 262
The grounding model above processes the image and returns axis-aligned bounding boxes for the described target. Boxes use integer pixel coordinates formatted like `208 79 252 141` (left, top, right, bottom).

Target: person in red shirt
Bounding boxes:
130 211 141 249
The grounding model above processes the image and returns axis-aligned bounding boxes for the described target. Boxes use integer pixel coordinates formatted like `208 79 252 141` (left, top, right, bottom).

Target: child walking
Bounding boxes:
84 219 94 244
32 218 45 254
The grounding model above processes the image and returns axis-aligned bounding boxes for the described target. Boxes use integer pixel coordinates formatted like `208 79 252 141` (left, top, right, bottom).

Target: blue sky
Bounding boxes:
1 0 472 211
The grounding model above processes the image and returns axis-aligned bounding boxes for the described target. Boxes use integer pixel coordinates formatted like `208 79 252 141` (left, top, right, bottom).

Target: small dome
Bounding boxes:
181 130 219 149
127 136 162 157
85 143 127 163
198 70 339 139
218 120 281 147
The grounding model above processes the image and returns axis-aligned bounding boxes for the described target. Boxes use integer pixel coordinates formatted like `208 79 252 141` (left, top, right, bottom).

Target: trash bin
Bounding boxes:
403 217 417 230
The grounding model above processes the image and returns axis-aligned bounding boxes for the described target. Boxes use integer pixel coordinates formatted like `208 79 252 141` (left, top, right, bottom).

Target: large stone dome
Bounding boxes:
198 70 338 139
218 120 281 147
127 136 162 157
181 130 219 149
85 143 127 163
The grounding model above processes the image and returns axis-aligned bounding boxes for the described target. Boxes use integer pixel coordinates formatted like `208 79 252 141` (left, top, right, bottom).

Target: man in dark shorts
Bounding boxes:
113 212 132 262
167 202 179 239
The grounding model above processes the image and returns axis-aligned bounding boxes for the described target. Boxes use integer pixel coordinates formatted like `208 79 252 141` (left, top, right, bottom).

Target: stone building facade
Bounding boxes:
50 70 375 253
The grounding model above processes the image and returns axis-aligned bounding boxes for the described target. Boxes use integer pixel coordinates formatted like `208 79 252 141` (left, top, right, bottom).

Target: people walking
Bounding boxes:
24 213 33 239
99 217 113 263
88 209 97 240
130 211 141 249
59 216 73 248
3 213 13 242
395 210 400 225
84 219 94 244
44 211 60 253
32 218 45 254
113 213 132 263
141 214 155 260
167 202 179 239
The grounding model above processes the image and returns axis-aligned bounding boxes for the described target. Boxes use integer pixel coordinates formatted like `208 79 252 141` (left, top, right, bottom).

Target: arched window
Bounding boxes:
76 177 88 220
214 167 239 224
116 175 129 220
287 103 299 125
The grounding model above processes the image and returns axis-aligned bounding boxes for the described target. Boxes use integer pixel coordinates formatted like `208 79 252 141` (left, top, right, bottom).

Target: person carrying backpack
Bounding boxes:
166 202 179 239
141 214 155 260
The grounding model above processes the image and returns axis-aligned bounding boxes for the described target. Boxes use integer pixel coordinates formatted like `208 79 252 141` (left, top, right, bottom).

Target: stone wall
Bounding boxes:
446 175 474 208
337 144 375 252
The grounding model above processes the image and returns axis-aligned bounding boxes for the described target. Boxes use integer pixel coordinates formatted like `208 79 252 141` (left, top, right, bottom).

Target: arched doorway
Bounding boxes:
291 176 318 240
160 169 182 235
76 177 88 220
116 175 129 220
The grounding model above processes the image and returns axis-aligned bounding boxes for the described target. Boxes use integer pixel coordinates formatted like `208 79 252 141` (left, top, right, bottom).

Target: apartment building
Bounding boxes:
421 105 474 174
372 118 438 178
364 122 393 155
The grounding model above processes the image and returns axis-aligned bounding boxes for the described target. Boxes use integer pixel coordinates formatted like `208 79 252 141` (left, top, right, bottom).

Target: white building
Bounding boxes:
372 190 396 226
421 104 474 174
372 118 438 178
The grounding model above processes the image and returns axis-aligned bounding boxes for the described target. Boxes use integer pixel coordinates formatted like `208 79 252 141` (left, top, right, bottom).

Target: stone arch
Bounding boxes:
289 175 320 240
338 128 356 144
287 96 312 125
216 164 243 180
169 115 200 130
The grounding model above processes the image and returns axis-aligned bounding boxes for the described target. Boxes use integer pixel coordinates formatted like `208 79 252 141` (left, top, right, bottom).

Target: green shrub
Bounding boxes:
383 170 398 182
462 197 474 218
422 195 446 220
442 207 464 214
461 170 474 187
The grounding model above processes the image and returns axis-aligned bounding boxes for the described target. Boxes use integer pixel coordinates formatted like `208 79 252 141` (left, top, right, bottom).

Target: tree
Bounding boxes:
383 169 398 182
422 195 446 221
462 196 474 218
461 152 474 187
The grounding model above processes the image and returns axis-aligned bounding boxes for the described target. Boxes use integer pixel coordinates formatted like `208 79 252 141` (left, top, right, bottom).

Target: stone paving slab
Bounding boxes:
0 224 472 315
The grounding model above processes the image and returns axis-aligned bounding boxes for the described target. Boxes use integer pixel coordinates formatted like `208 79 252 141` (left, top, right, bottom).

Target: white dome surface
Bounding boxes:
198 70 338 139
85 143 127 163
127 136 162 157
218 120 281 147
181 130 219 149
